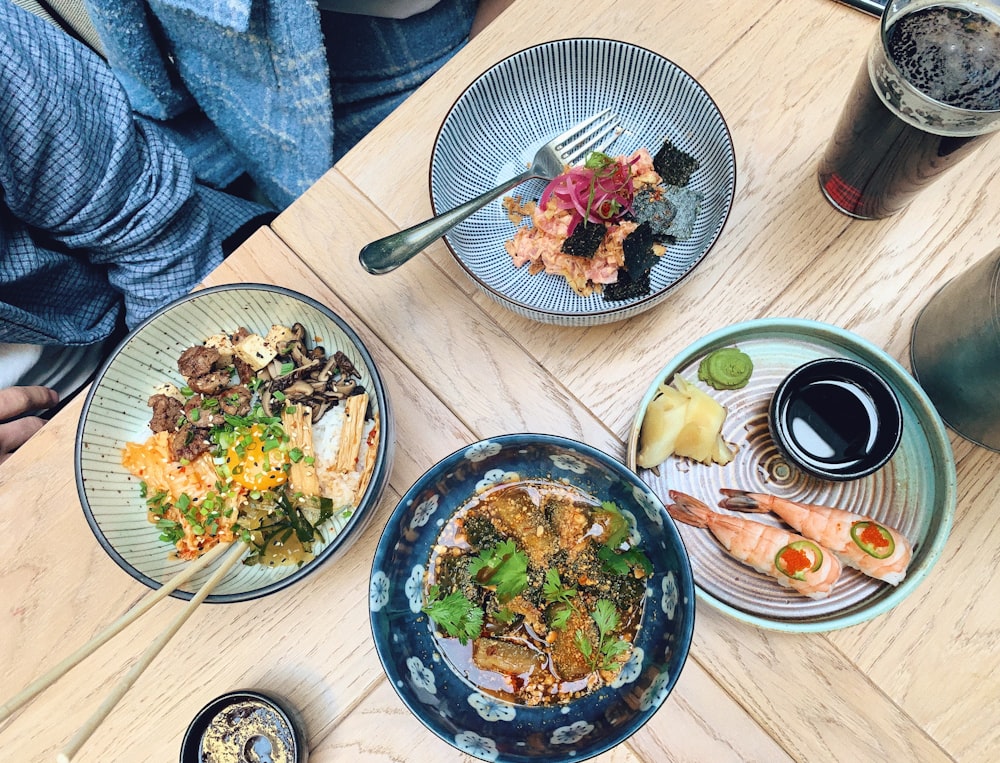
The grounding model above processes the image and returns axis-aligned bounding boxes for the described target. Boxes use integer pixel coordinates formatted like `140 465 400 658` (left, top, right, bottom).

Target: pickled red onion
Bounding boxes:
538 153 638 234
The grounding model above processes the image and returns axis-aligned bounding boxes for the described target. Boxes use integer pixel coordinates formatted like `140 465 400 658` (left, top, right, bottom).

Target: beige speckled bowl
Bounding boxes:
75 284 394 602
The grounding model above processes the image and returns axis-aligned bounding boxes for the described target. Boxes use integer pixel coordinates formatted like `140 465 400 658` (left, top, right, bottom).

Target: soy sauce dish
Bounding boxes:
769 358 903 481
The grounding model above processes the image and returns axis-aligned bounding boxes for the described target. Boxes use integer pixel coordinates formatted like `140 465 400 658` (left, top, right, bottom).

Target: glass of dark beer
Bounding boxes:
819 0 1000 220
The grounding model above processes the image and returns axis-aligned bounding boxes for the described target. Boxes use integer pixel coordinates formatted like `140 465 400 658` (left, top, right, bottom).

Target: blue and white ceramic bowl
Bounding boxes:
430 38 737 326
369 434 695 762
75 284 394 603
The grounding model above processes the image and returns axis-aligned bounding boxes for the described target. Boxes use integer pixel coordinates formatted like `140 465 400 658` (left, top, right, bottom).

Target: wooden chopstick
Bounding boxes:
0 540 231 724
55 540 248 763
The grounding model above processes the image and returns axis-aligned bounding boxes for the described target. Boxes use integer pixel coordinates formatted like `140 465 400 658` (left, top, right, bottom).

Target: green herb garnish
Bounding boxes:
468 540 529 603
574 599 631 671
422 586 484 645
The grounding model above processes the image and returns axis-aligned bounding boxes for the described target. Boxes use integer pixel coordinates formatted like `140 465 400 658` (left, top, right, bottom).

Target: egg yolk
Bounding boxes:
226 427 288 491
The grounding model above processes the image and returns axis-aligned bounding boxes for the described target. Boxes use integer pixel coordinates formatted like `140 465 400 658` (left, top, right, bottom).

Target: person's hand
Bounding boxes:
0 386 59 463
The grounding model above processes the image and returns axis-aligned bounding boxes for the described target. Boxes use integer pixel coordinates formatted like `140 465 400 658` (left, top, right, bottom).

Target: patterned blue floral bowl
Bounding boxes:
369 433 695 762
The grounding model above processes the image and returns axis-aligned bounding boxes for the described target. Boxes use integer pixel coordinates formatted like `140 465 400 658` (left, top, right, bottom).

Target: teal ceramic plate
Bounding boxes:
625 318 956 632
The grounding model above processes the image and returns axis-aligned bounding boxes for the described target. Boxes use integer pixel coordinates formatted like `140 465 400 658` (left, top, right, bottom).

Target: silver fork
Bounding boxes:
359 108 620 275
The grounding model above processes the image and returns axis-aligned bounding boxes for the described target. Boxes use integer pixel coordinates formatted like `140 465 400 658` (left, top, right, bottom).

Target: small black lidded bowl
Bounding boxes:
180 690 307 763
769 357 903 481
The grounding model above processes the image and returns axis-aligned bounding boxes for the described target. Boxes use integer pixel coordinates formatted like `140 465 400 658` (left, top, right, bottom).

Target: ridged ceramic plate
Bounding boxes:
75 284 394 602
430 38 736 326
626 319 956 632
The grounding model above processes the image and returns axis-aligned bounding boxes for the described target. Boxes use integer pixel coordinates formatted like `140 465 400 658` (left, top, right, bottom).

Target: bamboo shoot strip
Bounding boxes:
335 392 368 472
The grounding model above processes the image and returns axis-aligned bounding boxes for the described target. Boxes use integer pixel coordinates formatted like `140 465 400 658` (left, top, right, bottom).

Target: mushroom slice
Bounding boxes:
310 399 331 424
284 380 316 398
331 380 357 397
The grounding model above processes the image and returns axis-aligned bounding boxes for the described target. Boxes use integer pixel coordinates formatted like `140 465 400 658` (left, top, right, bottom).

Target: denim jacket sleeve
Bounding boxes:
84 0 335 207
0 2 267 345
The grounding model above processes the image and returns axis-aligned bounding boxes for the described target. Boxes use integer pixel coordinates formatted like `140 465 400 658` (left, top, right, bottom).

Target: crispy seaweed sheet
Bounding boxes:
622 222 658 275
603 268 651 302
561 221 606 258
652 140 700 186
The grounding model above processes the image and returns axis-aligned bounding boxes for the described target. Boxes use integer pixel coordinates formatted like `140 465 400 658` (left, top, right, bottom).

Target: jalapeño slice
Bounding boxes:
850 521 895 559
775 540 824 581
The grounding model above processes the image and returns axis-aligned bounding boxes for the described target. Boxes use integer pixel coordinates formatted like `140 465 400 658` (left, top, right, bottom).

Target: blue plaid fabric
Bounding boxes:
0 1 270 346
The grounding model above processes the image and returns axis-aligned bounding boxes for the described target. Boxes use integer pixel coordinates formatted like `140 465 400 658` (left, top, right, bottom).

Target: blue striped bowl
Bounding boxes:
430 38 737 326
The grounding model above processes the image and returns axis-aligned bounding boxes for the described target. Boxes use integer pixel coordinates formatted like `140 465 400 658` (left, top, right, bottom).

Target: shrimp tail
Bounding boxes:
666 490 712 529
718 489 771 513
670 490 841 599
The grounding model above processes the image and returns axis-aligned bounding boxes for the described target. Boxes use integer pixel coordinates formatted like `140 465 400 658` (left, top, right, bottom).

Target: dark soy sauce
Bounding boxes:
785 379 880 467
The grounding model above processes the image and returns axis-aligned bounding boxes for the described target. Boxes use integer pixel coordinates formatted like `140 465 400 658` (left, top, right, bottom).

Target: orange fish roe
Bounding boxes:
859 522 891 550
778 546 812 576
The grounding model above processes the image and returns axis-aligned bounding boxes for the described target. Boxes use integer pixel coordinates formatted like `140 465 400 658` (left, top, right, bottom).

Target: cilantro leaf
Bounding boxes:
600 638 633 667
592 599 620 639
574 629 594 661
422 586 484 645
493 607 517 624
598 545 630 576
598 545 653 577
544 568 580 630
575 599 632 672
549 602 574 631
543 568 577 604
468 540 528 603
622 547 654 576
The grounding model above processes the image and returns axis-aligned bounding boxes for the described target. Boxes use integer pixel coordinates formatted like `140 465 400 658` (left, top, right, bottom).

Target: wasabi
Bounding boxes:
698 347 753 390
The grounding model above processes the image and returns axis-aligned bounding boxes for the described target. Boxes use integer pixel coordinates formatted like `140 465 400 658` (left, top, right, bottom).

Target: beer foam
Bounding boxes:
887 5 1000 111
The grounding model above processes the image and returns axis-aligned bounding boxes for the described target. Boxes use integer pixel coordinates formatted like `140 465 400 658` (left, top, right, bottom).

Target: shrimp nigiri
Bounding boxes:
667 490 842 599
718 489 912 586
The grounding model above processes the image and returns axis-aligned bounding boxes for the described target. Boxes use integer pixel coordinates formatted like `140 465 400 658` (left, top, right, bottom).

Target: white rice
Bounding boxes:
311 404 362 510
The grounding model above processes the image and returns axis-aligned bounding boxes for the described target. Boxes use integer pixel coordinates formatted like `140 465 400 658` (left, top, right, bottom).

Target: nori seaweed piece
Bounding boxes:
603 222 658 302
653 140 700 186
561 221 606 258
631 187 677 239
622 222 658 276
603 269 651 302
660 185 702 241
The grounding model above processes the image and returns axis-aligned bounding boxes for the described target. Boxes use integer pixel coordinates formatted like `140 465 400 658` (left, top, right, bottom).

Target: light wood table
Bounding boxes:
3 0 999 760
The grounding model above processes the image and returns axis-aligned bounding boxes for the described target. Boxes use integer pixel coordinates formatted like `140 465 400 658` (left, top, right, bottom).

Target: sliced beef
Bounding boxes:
218 385 252 416
169 423 212 461
177 345 221 380
188 370 232 395
147 394 183 433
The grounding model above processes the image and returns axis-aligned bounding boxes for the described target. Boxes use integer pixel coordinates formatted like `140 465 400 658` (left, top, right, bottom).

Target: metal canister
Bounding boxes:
910 246 1000 451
